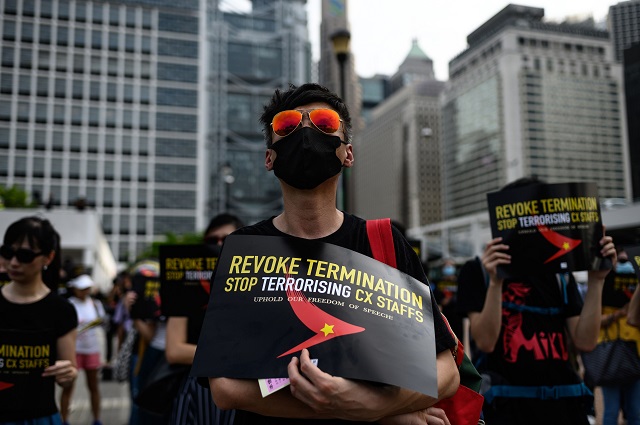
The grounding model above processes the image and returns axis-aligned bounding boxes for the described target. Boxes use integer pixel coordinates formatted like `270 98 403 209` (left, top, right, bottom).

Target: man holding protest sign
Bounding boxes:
192 83 460 425
457 176 617 425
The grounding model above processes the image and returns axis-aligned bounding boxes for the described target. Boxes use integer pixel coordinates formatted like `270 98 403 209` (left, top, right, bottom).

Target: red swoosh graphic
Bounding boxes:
277 286 365 358
200 279 211 309
200 279 211 295
537 225 582 264
0 381 14 391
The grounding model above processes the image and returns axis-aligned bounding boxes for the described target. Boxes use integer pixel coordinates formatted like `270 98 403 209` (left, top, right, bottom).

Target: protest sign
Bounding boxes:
627 245 640 281
192 235 438 397
130 260 161 320
0 329 55 415
487 182 603 277
159 244 219 316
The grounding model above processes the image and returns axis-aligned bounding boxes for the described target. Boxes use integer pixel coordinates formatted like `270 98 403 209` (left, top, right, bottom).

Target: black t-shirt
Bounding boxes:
228 213 455 425
0 289 77 421
456 259 589 425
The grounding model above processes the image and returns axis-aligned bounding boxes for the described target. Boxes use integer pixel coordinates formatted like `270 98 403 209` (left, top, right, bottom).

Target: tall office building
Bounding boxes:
0 0 202 262
317 0 361 212
360 74 389 124
609 0 640 201
353 40 444 228
441 4 630 220
609 0 640 63
624 44 640 200
0 0 312 263
207 0 311 225
317 0 360 123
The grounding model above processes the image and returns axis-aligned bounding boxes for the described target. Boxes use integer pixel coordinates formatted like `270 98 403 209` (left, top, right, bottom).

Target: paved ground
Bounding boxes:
55 328 131 425
56 369 131 425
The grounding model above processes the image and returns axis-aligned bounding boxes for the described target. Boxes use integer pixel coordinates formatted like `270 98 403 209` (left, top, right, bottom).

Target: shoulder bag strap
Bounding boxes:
366 218 397 268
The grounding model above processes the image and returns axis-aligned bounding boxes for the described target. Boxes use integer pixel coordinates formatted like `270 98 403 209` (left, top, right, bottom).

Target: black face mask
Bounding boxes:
271 127 344 190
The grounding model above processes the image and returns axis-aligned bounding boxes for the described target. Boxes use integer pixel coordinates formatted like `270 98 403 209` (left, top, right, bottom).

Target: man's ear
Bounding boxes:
342 144 354 168
265 149 275 171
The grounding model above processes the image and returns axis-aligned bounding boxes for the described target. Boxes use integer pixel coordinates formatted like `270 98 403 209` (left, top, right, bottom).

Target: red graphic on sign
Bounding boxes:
0 381 14 391
537 225 582 264
278 285 365 358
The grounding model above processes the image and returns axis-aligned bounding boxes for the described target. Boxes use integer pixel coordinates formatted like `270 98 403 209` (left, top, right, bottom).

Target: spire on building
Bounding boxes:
406 38 431 60
389 39 436 94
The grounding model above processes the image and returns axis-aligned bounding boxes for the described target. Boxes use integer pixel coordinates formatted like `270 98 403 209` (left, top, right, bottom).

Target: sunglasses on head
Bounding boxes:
0 245 44 263
271 108 343 138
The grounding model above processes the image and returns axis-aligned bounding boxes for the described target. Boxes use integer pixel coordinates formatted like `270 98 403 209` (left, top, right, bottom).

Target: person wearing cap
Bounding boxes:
60 274 106 425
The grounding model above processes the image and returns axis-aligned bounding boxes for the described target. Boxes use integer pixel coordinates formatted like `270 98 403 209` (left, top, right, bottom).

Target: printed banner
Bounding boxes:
192 235 438 397
0 329 55 413
487 182 603 277
627 245 640 281
130 273 161 320
603 271 639 307
159 244 219 317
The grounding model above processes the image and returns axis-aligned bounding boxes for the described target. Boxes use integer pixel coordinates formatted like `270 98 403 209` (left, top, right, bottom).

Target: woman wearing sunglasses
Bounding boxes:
0 216 78 425
198 83 458 425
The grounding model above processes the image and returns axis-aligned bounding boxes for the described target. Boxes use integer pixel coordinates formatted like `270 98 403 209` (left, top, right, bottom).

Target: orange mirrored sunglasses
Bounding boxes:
271 108 343 138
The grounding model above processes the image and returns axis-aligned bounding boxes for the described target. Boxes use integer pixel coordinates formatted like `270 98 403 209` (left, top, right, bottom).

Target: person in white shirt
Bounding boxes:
60 274 106 425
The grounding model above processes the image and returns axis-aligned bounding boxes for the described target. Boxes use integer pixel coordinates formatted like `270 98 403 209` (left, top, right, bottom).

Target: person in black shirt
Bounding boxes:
202 83 459 425
457 177 617 425
0 216 78 423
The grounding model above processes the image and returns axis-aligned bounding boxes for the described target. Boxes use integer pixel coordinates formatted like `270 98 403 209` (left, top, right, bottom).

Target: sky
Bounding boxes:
306 0 612 81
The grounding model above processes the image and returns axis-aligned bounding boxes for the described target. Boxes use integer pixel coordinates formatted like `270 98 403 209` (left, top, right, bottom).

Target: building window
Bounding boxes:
92 4 104 23
92 30 103 49
38 50 51 70
41 0 53 17
1 48 15 67
75 3 87 22
39 25 52 44
108 32 119 50
158 38 198 58
74 28 86 47
2 20 16 41
20 49 33 69
57 27 69 46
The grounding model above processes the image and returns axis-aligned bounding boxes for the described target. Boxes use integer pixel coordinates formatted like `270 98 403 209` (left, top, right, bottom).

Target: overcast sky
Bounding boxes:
306 0 612 81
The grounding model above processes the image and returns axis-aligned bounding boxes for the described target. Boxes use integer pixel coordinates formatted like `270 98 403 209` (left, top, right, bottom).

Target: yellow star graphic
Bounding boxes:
320 323 335 337
563 242 570 251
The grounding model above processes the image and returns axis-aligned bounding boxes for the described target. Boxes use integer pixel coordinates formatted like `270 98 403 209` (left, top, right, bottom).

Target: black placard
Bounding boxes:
191 235 438 397
159 244 219 316
487 182 603 277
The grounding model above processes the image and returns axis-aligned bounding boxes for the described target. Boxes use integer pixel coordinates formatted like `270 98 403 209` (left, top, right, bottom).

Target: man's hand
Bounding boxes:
287 348 391 421
378 407 451 425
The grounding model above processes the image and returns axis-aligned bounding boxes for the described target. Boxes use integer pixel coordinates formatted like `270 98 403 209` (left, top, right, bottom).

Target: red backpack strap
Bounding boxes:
366 219 397 268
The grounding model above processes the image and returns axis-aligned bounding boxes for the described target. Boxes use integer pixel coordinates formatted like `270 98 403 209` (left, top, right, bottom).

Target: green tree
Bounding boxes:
137 231 203 261
0 185 37 209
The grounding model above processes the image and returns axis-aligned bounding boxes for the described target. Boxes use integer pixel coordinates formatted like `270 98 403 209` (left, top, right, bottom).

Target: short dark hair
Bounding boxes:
204 213 244 236
260 83 352 147
3 216 62 291
501 175 545 191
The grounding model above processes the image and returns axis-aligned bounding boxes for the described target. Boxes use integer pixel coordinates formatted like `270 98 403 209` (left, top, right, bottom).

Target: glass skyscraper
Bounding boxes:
0 0 311 262
442 5 630 219
207 0 311 225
